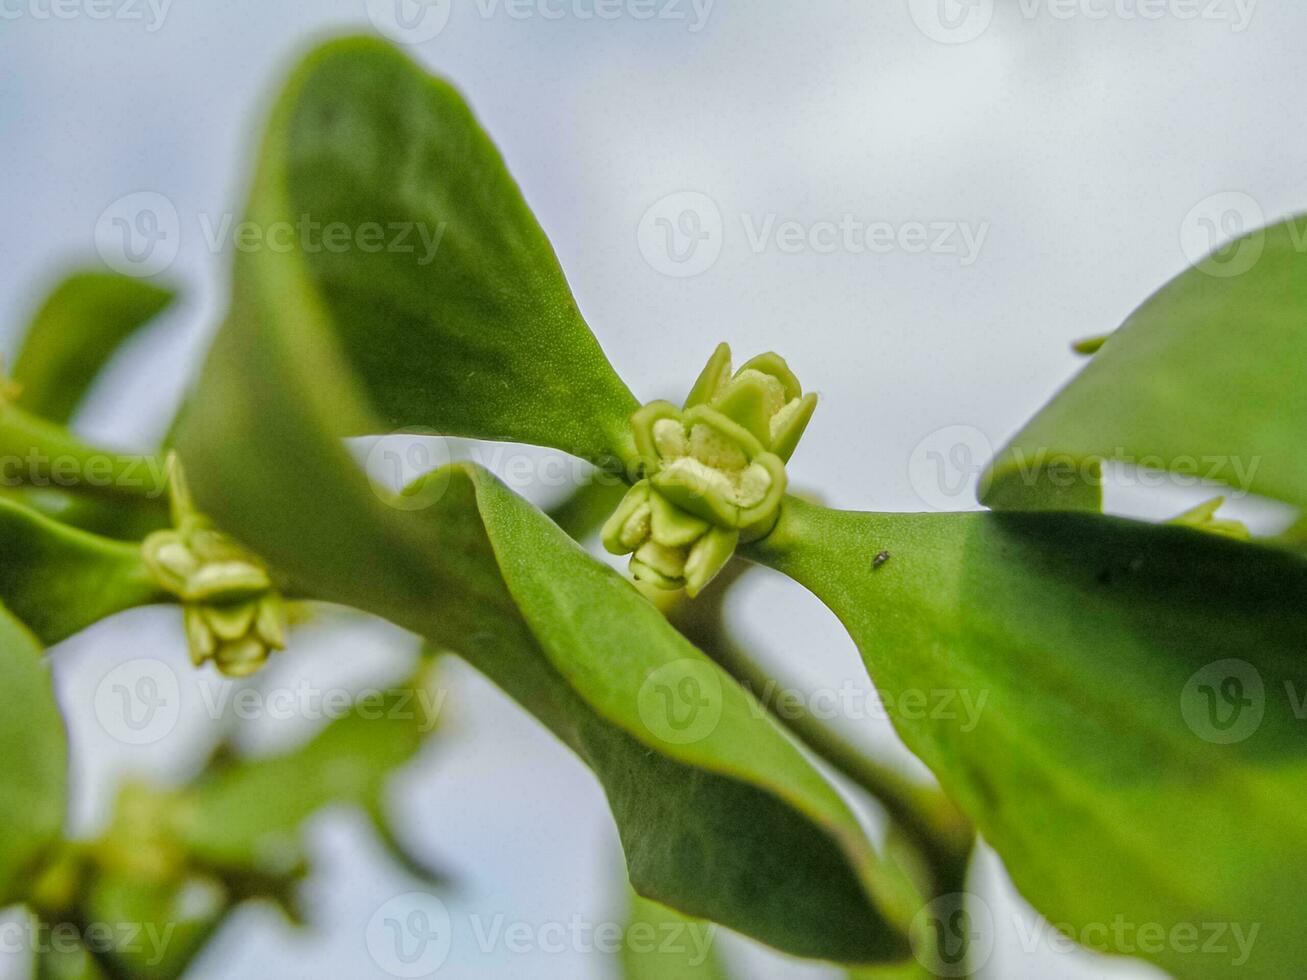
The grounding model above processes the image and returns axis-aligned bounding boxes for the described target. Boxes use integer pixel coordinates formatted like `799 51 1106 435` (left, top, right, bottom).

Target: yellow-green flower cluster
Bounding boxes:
603 343 816 596
143 460 285 676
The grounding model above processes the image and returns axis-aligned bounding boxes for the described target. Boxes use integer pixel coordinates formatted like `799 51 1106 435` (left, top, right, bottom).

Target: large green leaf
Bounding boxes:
173 40 914 966
217 35 636 467
748 498 1307 979
982 215 1307 512
176 37 913 962
0 496 164 644
10 271 175 426
0 606 68 905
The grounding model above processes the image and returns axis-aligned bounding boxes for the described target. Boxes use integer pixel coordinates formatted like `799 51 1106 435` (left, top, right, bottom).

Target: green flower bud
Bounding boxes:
608 344 816 595
144 455 287 676
683 343 818 463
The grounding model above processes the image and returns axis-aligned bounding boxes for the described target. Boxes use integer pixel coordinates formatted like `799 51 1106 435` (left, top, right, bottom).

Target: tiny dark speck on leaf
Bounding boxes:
872 550 891 570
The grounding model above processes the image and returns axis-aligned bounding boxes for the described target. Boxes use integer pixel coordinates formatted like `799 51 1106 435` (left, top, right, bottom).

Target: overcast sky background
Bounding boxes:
1 1 1302 977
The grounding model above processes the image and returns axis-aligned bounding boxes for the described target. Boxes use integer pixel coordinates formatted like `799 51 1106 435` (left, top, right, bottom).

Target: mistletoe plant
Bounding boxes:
2 34 1306 980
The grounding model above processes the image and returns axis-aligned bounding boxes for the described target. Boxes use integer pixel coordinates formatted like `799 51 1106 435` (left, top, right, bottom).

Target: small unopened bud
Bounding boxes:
143 455 287 676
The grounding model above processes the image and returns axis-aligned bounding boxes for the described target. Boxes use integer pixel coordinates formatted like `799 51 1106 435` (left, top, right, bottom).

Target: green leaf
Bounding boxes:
10 271 175 426
982 215 1307 512
0 496 164 644
176 40 915 961
620 892 729 980
749 498 1307 979
193 35 638 469
178 452 909 962
0 605 68 905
